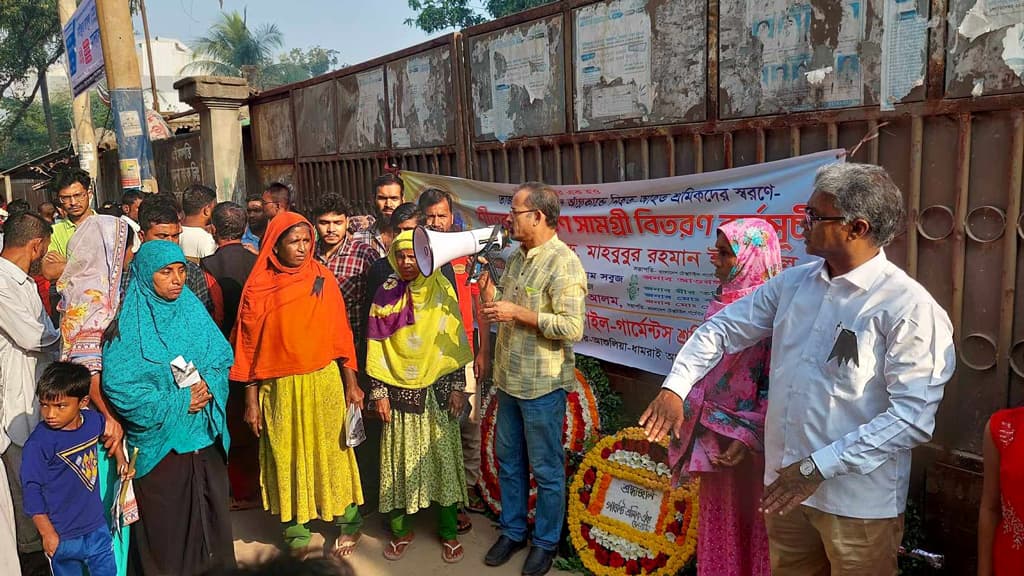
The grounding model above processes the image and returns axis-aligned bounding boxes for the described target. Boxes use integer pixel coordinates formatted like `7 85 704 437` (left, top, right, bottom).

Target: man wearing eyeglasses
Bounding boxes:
479 182 587 576
260 182 292 221
640 163 956 575
40 168 95 281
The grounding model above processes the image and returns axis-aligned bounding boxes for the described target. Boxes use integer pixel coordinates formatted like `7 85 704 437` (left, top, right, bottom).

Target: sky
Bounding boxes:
136 0 444 68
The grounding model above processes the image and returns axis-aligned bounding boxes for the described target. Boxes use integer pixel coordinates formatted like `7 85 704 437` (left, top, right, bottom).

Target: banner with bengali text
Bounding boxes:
401 149 845 375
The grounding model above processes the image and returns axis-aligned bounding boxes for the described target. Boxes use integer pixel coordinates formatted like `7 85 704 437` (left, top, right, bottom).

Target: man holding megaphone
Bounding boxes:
478 182 587 576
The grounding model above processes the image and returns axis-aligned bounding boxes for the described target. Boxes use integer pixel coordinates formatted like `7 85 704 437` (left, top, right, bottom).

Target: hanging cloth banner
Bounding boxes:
402 149 845 375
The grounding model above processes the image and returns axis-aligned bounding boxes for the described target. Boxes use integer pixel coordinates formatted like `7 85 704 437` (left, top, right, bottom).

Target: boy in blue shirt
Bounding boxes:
20 362 128 576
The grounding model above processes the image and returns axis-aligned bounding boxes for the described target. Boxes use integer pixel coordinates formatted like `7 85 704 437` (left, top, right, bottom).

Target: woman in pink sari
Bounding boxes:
669 218 780 576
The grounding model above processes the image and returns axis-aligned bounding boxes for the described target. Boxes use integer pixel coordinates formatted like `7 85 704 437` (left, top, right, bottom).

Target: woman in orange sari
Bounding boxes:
231 212 365 558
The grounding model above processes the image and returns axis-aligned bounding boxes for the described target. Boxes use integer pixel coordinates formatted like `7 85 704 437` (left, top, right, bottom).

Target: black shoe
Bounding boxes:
521 546 556 576
484 535 527 566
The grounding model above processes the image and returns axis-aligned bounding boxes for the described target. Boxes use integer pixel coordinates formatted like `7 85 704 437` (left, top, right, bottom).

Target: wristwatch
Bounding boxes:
798 457 817 479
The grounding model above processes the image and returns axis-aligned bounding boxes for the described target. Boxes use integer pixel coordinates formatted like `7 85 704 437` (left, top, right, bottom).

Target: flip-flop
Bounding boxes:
331 533 361 559
457 510 472 534
442 540 464 564
383 533 414 561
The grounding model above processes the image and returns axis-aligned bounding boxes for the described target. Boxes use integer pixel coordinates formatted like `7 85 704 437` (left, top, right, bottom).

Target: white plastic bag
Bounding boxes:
345 404 365 448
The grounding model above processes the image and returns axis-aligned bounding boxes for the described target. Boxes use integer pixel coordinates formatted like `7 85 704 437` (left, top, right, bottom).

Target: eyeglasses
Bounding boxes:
261 200 279 207
509 208 538 217
58 191 88 205
802 209 846 228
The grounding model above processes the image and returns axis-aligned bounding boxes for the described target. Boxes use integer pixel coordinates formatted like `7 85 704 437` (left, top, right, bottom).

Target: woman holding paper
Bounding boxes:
365 230 472 563
57 214 134 574
231 212 365 559
667 218 780 576
101 240 235 575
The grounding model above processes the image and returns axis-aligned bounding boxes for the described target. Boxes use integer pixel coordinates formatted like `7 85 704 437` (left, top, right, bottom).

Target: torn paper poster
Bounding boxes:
575 0 653 125
881 1 929 111
490 23 551 104
973 78 985 95
1003 22 1024 79
752 0 866 110
355 68 385 147
805 66 833 84
958 0 1024 42
489 22 551 141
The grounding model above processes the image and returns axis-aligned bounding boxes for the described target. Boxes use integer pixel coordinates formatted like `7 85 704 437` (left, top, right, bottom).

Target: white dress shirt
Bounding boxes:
0 256 59 453
663 250 955 519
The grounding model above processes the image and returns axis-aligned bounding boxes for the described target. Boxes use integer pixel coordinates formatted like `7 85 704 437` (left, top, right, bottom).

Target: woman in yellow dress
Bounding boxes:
230 211 365 558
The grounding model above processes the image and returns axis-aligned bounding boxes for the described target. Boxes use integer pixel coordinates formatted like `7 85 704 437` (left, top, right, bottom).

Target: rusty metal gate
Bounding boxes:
248 0 1024 568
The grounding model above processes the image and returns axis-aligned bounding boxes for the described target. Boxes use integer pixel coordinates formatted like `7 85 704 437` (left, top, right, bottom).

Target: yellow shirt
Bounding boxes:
47 211 95 257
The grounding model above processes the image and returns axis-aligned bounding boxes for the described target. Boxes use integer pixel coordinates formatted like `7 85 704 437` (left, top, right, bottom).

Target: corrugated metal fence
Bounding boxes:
248 0 1024 568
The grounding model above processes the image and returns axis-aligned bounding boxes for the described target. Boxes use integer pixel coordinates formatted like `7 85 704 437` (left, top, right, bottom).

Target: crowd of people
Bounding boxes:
3 161 1018 576
0 169 585 576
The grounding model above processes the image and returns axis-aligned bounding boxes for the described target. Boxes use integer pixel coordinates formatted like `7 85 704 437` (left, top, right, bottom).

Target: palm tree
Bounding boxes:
182 10 308 91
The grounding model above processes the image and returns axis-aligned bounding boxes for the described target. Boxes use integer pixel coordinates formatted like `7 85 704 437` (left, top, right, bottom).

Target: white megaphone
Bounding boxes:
412 225 507 277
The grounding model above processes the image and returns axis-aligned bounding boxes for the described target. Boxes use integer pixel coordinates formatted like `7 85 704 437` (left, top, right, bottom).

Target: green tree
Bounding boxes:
183 10 308 91
279 46 342 79
0 89 110 171
0 0 63 146
405 0 555 33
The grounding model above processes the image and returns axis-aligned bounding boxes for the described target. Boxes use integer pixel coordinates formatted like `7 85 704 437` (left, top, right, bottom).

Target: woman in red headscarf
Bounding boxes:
231 212 365 559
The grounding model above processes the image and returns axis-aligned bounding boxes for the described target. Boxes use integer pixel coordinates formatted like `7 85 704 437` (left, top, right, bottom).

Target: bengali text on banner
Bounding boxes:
401 149 845 375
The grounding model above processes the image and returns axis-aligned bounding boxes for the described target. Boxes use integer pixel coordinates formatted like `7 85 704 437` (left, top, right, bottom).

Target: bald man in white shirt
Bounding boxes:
641 163 956 576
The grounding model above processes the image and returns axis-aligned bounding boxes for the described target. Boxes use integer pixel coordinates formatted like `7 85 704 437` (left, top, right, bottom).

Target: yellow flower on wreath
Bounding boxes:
568 428 699 576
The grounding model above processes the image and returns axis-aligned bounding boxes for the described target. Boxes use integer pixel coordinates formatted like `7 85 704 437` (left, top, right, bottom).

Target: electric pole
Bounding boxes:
94 0 158 193
57 0 101 185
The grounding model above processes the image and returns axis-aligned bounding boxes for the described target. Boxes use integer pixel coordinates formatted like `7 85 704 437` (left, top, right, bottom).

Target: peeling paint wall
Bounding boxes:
720 0 927 117
295 81 337 156
574 0 705 131
468 15 566 142
946 0 1024 97
252 98 294 161
337 67 388 152
386 46 455 149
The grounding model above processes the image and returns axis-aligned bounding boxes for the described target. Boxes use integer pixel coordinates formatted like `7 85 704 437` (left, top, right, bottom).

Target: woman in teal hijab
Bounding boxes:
101 240 236 575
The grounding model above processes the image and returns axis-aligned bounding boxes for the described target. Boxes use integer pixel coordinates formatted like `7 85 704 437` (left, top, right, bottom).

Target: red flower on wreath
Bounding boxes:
626 559 639 574
583 467 597 485
609 552 625 568
595 547 610 565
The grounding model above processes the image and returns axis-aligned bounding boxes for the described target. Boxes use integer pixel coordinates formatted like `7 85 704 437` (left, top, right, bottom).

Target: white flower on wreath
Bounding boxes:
589 526 655 561
607 450 671 478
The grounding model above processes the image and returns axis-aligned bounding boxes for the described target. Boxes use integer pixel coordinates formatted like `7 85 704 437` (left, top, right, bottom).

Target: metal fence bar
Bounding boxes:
951 113 972 341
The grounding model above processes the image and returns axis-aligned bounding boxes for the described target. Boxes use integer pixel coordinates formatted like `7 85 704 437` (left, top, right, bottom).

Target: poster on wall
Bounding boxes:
402 149 844 376
61 0 105 98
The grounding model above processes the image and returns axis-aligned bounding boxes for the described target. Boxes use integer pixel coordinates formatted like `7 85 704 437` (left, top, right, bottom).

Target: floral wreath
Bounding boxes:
480 368 600 518
568 428 699 576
